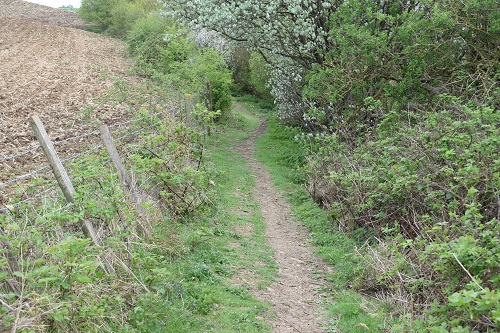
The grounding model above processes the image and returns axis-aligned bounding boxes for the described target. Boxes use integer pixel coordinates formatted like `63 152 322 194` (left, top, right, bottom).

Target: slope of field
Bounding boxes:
0 0 92 29
0 4 137 182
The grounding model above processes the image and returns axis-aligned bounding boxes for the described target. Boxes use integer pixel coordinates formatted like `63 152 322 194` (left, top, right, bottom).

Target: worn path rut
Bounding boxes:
234 104 330 333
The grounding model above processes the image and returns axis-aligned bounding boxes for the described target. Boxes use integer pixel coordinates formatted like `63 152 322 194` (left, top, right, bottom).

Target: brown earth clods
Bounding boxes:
0 0 93 29
0 0 137 183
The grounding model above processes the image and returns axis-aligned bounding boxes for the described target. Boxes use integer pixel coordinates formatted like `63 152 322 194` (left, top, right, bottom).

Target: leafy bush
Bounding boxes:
128 14 181 71
249 52 273 102
128 17 233 117
302 96 499 331
80 0 117 30
130 112 216 216
230 47 252 94
80 0 158 36
303 0 499 135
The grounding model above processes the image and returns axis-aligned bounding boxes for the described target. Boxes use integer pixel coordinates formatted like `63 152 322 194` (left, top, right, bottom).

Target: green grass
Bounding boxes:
127 101 277 332
231 96 387 332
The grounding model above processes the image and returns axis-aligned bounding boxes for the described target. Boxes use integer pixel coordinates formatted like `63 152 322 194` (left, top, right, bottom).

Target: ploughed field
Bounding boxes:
0 0 137 184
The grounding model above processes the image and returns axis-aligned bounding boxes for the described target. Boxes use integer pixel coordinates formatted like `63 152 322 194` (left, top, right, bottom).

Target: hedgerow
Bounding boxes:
301 96 499 331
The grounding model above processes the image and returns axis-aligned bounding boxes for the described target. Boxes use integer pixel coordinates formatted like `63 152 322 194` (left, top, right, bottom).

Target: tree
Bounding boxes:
166 0 499 132
80 0 118 30
80 0 160 36
164 0 341 124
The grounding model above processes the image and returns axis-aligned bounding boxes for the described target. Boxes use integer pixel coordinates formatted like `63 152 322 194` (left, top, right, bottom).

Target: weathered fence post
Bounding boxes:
29 115 114 274
99 124 131 188
205 82 213 136
99 124 150 237
29 116 75 203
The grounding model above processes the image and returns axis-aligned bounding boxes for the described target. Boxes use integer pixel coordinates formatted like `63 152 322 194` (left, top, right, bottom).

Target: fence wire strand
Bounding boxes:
0 165 51 188
0 145 42 162
109 112 163 128
53 129 100 146
1 108 174 214
61 143 104 164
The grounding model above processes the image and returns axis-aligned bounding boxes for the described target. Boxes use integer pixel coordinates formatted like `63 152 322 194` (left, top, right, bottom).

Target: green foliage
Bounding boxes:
80 0 158 36
302 0 499 135
128 16 233 117
127 13 171 68
302 95 500 331
231 47 253 94
249 52 273 102
107 0 146 37
80 0 117 30
129 114 215 216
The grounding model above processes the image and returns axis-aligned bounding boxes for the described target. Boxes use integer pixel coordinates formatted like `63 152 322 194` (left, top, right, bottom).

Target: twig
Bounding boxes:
450 251 484 290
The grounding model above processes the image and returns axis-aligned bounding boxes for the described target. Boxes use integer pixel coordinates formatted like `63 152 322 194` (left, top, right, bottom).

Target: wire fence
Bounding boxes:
0 106 176 212
0 104 183 295
0 85 214 332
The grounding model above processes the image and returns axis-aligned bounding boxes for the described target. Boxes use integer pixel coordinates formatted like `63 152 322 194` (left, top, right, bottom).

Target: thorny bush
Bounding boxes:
302 96 500 331
130 107 217 217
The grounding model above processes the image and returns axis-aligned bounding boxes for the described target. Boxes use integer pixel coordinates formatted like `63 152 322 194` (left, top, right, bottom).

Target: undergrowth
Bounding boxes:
0 81 272 332
302 96 500 332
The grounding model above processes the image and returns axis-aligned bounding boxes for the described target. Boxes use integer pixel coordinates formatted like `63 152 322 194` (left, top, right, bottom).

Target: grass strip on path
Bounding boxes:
236 95 388 332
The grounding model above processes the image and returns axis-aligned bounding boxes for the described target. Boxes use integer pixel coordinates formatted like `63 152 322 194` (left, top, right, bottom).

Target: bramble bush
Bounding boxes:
130 110 217 216
302 96 499 331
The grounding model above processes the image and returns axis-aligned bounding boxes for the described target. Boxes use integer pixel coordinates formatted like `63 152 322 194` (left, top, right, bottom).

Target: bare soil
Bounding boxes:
234 103 330 332
0 1 137 184
0 0 93 29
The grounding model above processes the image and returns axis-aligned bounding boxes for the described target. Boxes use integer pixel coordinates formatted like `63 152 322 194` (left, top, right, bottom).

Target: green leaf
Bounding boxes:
0 271 9 281
76 275 93 283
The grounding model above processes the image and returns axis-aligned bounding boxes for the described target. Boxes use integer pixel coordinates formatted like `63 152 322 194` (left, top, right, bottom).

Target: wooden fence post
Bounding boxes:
99 124 150 237
99 124 131 188
205 82 213 136
29 115 114 273
29 116 75 203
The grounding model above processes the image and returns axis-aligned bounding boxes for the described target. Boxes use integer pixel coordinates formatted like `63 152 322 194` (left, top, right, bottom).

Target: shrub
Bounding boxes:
80 0 118 30
128 17 232 117
80 0 158 36
302 96 499 331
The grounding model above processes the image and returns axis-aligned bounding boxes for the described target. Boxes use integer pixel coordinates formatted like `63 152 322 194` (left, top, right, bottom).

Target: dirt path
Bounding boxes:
234 104 329 332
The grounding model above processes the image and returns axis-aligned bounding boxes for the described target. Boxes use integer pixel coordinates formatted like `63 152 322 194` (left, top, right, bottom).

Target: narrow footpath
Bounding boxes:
233 104 330 333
